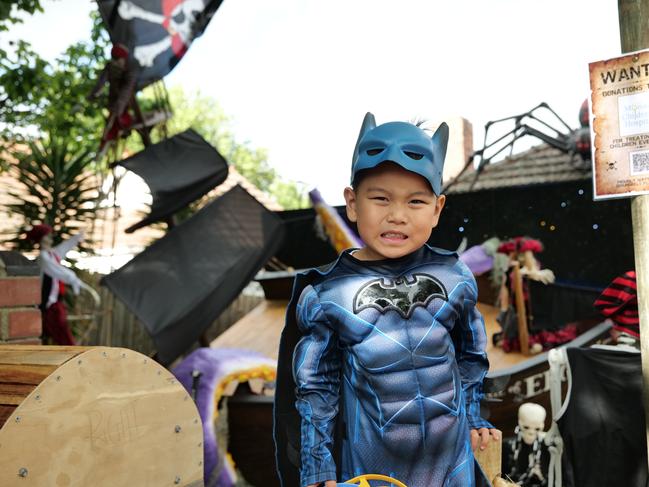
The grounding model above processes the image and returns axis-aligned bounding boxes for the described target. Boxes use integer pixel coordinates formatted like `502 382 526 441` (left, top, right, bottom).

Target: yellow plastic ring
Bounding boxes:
344 473 408 487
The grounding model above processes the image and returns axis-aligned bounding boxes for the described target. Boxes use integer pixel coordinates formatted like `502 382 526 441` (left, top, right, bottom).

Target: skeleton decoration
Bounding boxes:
96 0 224 88
504 402 550 487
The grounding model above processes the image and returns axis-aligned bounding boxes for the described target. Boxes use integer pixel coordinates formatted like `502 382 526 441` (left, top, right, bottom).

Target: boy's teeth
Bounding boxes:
384 232 405 238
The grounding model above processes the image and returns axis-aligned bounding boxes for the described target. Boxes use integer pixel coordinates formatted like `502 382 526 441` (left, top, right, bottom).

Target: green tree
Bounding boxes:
0 12 109 150
1 11 109 245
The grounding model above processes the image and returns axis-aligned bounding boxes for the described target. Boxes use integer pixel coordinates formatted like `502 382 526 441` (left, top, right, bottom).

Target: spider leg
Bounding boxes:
468 126 529 191
477 105 550 167
447 101 580 192
478 125 526 168
523 112 568 138
483 103 548 126
517 124 572 152
536 102 573 133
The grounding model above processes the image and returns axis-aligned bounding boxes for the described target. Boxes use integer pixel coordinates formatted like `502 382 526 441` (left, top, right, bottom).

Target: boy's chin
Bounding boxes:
362 244 419 260
381 248 415 259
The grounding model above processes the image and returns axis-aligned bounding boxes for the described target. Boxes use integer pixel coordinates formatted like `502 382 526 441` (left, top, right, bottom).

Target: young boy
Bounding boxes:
274 113 498 487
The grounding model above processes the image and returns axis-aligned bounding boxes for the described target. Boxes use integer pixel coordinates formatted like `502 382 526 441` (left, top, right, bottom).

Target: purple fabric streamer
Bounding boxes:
459 244 494 276
172 347 276 486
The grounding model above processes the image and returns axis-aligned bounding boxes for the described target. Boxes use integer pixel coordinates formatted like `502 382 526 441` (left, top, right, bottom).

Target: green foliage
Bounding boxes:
4 138 102 251
227 144 276 193
0 0 44 32
271 179 310 210
0 40 50 132
0 11 109 152
1 10 109 249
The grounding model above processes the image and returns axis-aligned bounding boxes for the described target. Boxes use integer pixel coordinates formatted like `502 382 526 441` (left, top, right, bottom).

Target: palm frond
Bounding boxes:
3 136 102 251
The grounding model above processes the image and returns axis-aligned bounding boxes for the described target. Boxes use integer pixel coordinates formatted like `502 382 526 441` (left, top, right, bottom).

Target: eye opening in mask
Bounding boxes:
366 148 384 156
404 151 424 160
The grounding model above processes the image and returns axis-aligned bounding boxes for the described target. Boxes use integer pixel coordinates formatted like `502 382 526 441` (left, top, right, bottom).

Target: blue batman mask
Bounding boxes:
351 112 449 195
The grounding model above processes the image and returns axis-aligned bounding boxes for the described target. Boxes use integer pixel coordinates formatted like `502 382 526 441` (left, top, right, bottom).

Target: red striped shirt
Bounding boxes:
594 271 638 337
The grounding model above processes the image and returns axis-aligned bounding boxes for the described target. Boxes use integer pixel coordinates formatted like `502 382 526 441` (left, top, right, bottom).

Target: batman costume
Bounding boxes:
274 244 492 487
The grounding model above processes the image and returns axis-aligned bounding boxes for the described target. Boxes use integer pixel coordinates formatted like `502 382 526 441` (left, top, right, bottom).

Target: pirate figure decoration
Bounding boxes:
494 236 568 354
594 270 639 345
497 236 555 286
88 43 150 154
26 225 96 345
503 402 550 487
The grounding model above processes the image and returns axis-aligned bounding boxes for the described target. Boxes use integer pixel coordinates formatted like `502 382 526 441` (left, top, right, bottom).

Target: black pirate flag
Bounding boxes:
96 0 225 88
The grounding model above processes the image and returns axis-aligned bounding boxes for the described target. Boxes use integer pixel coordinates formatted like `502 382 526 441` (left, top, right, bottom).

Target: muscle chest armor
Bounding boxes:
313 257 468 428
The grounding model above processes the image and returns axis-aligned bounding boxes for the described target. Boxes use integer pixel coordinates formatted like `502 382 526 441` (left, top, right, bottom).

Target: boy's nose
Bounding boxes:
387 205 408 224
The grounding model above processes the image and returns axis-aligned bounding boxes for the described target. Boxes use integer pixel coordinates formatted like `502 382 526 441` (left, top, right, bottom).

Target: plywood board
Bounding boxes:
474 437 503 485
0 347 203 487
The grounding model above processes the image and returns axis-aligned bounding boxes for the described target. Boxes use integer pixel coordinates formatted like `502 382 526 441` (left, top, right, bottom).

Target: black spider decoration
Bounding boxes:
445 100 591 192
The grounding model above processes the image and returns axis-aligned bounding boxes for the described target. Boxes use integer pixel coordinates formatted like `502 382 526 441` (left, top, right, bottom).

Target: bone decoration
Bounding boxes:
118 0 206 67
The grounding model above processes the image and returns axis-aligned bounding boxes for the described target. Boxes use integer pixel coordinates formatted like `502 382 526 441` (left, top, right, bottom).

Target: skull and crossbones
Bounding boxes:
118 0 205 67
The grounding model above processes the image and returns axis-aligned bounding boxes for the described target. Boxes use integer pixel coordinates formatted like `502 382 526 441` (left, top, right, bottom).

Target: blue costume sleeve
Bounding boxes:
456 266 494 430
292 285 341 486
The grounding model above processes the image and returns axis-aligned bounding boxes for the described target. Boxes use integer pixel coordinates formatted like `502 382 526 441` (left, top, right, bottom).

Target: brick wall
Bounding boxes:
443 117 474 183
0 251 42 344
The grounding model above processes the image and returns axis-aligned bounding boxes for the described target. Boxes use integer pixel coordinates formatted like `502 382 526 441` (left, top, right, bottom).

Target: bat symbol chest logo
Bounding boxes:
353 273 448 318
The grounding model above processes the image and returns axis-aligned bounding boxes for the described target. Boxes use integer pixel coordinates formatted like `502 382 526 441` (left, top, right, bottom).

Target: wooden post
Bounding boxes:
618 0 649 466
633 197 649 457
512 261 530 355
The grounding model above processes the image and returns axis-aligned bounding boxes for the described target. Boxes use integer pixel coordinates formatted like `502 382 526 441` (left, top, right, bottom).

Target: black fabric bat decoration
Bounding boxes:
353 273 448 318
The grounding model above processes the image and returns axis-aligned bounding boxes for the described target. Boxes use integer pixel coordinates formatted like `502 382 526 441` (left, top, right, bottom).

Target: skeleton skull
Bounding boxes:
168 0 205 44
118 0 206 67
517 402 546 445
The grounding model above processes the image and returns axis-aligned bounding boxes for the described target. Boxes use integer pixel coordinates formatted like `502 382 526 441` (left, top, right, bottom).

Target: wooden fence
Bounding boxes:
70 274 264 359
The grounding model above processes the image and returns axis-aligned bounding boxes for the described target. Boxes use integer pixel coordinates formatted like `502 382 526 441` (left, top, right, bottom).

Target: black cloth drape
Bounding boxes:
114 129 229 233
102 184 285 364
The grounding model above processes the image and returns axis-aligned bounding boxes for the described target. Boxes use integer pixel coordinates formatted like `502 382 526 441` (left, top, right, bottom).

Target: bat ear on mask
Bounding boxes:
352 112 377 166
432 122 449 172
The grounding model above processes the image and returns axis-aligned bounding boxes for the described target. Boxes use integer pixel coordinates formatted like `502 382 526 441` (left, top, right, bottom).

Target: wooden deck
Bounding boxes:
481 303 528 371
210 300 527 372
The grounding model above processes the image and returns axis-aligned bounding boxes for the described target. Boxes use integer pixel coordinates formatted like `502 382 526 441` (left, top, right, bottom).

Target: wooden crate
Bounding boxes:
0 345 204 486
